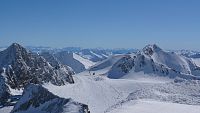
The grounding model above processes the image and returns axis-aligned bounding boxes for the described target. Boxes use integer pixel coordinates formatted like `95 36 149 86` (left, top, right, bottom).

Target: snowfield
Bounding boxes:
44 71 200 113
107 100 200 113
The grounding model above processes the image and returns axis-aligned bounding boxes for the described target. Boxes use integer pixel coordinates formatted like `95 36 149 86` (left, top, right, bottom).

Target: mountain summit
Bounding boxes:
142 44 162 56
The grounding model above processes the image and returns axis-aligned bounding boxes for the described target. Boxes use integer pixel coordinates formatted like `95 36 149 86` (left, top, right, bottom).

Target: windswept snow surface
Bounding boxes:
107 100 200 113
44 71 200 113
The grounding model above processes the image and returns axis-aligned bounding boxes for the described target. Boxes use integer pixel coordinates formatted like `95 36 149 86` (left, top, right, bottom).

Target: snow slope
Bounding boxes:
11 84 89 113
73 53 95 69
55 52 95 73
44 74 125 113
107 100 200 113
88 54 127 75
44 71 200 113
143 44 192 74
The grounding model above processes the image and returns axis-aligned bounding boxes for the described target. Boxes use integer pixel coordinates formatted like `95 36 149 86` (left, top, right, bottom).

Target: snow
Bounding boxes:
89 55 125 72
121 71 173 83
78 49 110 62
9 88 23 95
44 75 124 113
44 71 200 113
89 50 104 59
107 99 200 113
192 58 200 67
73 53 95 69
12 84 88 113
144 45 191 74
0 106 13 113
55 52 95 73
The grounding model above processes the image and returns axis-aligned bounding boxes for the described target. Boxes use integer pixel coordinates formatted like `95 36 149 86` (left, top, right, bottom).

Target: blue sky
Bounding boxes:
0 0 200 50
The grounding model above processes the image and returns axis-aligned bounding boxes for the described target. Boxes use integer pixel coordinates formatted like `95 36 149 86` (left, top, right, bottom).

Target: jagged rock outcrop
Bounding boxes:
11 84 90 113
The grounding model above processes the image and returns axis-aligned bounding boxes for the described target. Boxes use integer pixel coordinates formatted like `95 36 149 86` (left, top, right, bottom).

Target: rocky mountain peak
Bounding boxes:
142 44 162 56
0 43 74 89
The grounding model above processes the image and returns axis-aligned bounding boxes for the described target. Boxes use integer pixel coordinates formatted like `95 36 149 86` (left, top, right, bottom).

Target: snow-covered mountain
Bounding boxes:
0 43 74 88
40 52 75 76
88 54 127 75
11 84 89 113
1 43 200 113
0 43 75 104
90 44 200 80
139 44 200 76
55 51 95 73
